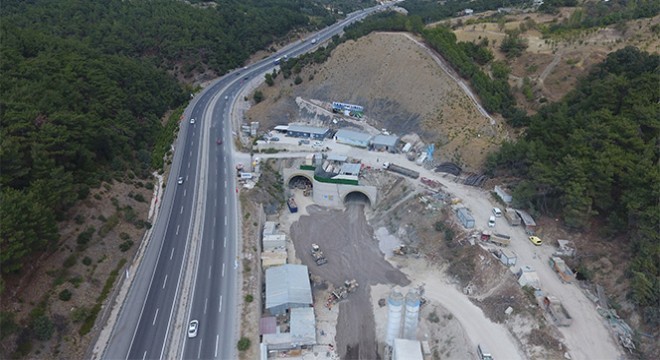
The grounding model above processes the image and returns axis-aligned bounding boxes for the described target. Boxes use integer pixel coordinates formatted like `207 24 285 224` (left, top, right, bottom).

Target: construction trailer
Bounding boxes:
498 249 517 266
456 207 475 229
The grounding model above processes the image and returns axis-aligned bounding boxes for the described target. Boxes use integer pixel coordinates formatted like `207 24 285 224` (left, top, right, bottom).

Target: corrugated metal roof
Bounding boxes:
263 221 277 236
372 134 399 147
287 124 329 135
274 125 289 131
335 129 373 143
290 307 316 346
515 209 537 226
265 264 312 310
340 163 361 176
327 154 348 162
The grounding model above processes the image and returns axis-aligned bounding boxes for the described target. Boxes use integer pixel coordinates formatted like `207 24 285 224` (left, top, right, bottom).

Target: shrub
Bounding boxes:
76 226 95 245
237 337 251 351
428 311 440 323
294 75 303 85
63 255 77 268
244 294 254 303
82 257 92 266
253 90 264 103
58 289 72 301
119 240 134 252
133 193 146 202
32 316 54 341
119 232 130 241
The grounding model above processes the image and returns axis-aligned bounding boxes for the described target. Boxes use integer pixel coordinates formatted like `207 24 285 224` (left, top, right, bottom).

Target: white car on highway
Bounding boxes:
188 320 199 338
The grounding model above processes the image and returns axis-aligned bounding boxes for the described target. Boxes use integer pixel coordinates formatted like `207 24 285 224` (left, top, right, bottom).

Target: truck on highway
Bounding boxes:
310 243 327 265
382 162 420 179
543 296 573 326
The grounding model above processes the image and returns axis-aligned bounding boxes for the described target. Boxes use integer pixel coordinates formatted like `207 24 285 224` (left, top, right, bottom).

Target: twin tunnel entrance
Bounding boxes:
288 175 371 207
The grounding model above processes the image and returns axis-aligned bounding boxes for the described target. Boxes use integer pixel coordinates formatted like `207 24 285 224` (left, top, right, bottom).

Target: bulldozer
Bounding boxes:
393 244 419 256
310 243 327 265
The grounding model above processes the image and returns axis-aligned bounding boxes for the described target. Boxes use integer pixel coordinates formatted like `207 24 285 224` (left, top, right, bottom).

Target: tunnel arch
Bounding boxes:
288 174 313 190
343 191 371 207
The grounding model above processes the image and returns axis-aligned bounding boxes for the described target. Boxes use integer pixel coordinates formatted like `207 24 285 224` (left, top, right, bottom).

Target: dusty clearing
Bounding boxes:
247 32 511 170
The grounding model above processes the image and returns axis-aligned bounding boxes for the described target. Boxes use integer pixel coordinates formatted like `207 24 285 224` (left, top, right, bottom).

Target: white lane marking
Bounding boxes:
225 216 227 226
188 161 190 169
219 295 223 312
142 351 147 360
170 247 174 260
162 275 167 289
197 339 203 359
222 263 225 277
224 167 227 175
224 180 227 189
213 217 216 228
180 206 184 214
184 189 187 197
211 238 214 250
214 198 217 207
152 308 159 326
215 167 218 176
204 298 208 314
215 334 219 357
176 225 180 235
208 266 212 279
189 150 192 157
225 197 227 205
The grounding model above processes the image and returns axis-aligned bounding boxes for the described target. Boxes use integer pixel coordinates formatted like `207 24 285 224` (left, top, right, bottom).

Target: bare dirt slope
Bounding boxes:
248 32 510 170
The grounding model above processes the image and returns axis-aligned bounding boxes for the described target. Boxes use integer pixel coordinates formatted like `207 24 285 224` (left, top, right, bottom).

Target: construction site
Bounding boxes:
231 28 635 360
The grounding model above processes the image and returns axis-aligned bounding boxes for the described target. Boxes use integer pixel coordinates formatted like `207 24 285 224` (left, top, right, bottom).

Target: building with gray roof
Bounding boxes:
371 134 400 153
265 264 312 315
286 124 330 139
334 129 372 148
290 307 316 347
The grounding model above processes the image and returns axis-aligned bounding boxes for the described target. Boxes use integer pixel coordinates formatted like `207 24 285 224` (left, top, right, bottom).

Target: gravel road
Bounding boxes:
290 204 410 359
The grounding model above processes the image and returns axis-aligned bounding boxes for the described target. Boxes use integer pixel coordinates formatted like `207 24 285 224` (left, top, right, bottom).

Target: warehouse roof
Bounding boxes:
340 163 361 176
265 264 312 310
335 129 373 143
290 307 316 346
287 124 329 135
372 134 399 147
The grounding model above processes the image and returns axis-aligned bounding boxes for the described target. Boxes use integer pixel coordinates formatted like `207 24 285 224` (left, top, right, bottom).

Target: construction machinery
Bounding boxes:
382 162 420 179
329 279 359 303
310 243 327 265
549 256 575 283
393 244 419 256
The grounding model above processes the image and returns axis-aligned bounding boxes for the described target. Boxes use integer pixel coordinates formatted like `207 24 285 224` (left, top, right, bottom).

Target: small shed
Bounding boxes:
393 339 423 360
290 307 316 347
259 316 277 336
286 124 330 139
517 266 541 289
263 234 286 251
371 134 400 153
455 207 475 229
265 264 312 315
334 129 372 148
261 250 287 269
494 185 512 203
340 163 361 176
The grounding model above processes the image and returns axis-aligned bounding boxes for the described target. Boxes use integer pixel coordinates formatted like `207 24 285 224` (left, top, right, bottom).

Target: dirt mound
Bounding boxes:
247 32 509 170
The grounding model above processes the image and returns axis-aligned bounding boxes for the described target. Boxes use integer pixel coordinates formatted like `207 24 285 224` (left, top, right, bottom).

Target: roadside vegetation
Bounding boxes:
0 0 346 358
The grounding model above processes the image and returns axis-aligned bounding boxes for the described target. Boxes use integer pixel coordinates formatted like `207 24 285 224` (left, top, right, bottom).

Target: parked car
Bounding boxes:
188 320 199 338
529 236 543 246
492 207 502 217
488 216 496 228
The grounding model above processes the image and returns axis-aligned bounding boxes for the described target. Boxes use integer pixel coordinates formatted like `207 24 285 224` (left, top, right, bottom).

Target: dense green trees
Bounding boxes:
487 47 659 311
1 0 335 277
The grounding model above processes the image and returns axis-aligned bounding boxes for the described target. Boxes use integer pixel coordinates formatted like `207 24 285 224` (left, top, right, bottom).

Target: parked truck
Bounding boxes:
504 208 521 226
480 231 510 246
543 296 573 326
549 256 575 283
310 243 327 265
382 162 420 179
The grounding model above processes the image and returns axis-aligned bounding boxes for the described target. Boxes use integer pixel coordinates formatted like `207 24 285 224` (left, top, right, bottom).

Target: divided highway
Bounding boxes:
102 3 396 360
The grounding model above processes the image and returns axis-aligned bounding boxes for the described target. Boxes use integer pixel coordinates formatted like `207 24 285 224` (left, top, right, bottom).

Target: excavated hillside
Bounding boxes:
246 32 513 170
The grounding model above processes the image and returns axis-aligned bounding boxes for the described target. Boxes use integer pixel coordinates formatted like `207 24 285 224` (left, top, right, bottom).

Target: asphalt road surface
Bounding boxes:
102 3 399 359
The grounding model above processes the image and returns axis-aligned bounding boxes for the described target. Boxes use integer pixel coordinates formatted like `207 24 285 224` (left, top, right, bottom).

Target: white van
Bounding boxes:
477 344 493 360
492 207 502 217
488 216 496 228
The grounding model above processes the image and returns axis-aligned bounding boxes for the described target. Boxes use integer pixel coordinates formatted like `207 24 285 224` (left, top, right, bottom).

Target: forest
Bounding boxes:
0 0 337 286
486 47 659 317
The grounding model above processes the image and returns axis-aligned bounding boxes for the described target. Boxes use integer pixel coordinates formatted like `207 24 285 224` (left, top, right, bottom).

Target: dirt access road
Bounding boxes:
290 204 409 359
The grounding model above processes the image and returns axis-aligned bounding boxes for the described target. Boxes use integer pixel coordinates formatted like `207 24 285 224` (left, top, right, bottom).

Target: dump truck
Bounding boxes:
549 256 575 283
543 296 573 326
504 208 521 226
480 231 510 246
382 162 420 179
310 243 327 265
420 177 440 189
